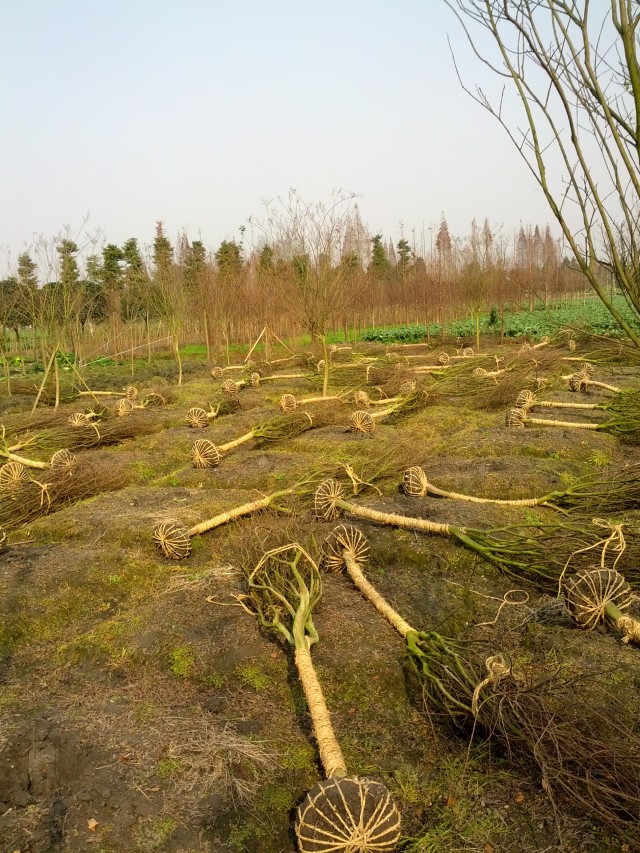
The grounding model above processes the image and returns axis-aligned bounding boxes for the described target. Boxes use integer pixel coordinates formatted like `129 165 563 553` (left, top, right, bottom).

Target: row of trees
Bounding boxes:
0 197 590 373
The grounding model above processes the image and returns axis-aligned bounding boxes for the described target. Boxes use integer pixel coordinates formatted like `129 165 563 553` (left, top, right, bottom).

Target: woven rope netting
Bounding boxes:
246 544 401 852
296 776 401 853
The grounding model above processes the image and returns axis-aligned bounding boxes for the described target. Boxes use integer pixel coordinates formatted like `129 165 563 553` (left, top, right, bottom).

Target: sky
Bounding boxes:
0 0 560 274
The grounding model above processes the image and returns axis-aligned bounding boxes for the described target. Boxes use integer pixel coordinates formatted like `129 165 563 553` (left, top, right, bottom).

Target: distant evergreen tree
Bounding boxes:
215 240 243 279
153 221 174 278
184 240 207 290
396 238 413 279
369 234 391 280
122 237 149 321
386 239 397 266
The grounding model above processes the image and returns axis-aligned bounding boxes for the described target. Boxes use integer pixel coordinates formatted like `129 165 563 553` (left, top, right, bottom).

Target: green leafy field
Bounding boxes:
361 296 640 343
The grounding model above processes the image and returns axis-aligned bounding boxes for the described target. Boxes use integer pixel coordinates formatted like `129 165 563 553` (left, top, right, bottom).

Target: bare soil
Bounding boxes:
1 340 639 852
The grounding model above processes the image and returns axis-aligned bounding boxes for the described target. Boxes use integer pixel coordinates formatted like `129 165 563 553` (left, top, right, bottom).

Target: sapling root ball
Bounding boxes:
0 461 28 489
115 398 134 417
505 408 526 428
563 568 633 630
280 393 297 413
321 524 369 572
221 379 239 396
314 479 346 521
153 520 191 560
402 465 429 497
295 776 401 853
186 407 209 428
191 439 221 469
349 411 376 435
50 449 77 470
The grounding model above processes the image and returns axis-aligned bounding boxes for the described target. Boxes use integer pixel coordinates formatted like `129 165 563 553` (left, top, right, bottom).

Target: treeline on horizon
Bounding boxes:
0 206 595 365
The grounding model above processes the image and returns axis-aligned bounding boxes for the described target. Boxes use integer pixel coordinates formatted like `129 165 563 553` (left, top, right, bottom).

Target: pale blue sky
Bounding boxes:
0 0 556 273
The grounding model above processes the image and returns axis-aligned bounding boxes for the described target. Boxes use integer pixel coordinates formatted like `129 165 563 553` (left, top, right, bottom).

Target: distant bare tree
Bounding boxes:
250 190 365 395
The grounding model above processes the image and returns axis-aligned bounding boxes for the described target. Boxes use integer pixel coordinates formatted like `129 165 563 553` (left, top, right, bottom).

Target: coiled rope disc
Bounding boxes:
437 352 450 364
115 398 134 417
314 479 346 521
505 408 526 428
50 449 77 471
153 520 191 560
399 380 416 395
125 385 138 401
461 346 474 356
321 525 369 573
353 391 370 407
221 379 239 396
402 466 429 497
295 776 401 853
280 393 297 413
186 407 209 428
250 372 261 388
349 411 376 435
563 568 633 631
0 461 28 489
211 366 224 380
191 439 221 469
473 367 488 377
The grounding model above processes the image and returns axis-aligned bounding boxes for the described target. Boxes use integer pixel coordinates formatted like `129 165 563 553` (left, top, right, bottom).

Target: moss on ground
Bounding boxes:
1 340 639 853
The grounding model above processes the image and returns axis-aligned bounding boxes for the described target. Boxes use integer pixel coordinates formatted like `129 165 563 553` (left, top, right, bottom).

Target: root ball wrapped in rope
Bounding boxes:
0 461 28 490
563 567 640 645
349 410 376 435
191 439 221 469
246 543 401 853
320 525 640 846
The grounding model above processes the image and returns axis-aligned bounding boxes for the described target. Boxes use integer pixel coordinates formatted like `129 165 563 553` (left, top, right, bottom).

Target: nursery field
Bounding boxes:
1 334 640 853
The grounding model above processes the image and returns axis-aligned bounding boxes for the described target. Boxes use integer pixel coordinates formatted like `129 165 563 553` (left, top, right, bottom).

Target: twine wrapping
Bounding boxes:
294 647 347 779
617 615 640 646
471 654 511 717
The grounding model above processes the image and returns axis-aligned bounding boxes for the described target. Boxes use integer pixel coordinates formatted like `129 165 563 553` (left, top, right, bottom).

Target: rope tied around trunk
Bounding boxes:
558 517 626 595
471 654 511 717
617 615 640 645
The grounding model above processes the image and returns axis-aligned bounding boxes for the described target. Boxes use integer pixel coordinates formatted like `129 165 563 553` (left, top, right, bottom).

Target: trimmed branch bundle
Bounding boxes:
321 525 640 846
247 543 401 852
153 484 303 559
188 411 320 464
348 389 429 435
400 463 640 515
313 479 640 589
114 393 165 416
186 398 241 428
279 392 346 413
507 390 640 442
0 456 128 531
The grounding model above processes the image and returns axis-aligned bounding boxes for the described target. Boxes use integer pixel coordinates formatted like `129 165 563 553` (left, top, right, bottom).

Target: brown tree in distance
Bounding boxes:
250 190 366 396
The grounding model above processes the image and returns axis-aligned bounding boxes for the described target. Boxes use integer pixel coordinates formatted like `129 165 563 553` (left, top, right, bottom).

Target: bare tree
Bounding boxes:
250 190 364 395
444 1 640 346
